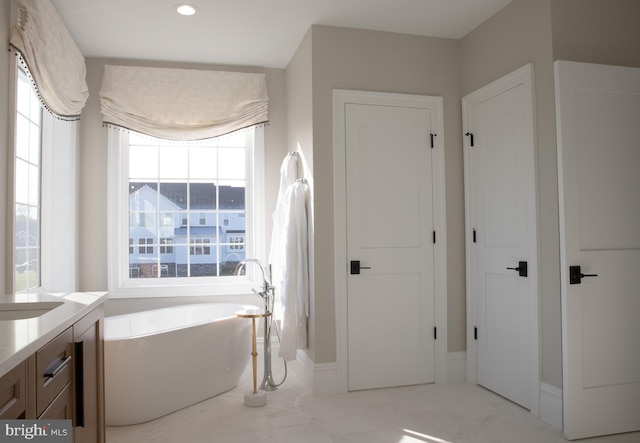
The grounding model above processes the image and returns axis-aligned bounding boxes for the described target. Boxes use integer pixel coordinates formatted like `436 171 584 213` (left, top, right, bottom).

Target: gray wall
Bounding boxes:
304 25 464 364
551 0 640 68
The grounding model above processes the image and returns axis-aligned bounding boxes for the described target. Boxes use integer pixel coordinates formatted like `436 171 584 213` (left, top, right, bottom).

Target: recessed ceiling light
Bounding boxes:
175 4 198 16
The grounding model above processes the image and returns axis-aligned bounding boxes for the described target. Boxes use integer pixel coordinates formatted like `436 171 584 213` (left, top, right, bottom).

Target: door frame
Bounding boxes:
462 64 540 416
333 89 448 393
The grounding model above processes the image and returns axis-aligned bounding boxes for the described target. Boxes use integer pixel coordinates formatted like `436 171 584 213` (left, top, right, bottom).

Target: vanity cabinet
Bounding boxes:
0 304 104 443
36 327 74 417
0 360 28 419
73 306 105 443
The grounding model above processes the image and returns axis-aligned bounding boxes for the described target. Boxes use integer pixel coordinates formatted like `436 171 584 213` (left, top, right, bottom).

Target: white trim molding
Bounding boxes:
446 352 467 383
540 383 563 430
332 89 448 393
296 351 338 396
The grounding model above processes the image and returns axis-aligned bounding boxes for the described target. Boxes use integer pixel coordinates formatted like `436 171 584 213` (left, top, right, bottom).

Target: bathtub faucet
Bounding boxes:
234 258 274 311
234 258 279 391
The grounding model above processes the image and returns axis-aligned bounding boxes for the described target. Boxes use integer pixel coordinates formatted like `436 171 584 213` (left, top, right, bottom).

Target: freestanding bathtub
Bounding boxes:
104 303 254 426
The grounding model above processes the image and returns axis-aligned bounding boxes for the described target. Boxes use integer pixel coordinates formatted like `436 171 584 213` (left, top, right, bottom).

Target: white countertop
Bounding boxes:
0 291 108 378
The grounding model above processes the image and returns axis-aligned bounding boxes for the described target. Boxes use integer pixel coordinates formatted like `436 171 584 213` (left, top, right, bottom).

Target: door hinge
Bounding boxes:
473 228 477 243
430 133 437 148
434 326 437 340
474 326 478 340
433 230 436 244
465 132 474 147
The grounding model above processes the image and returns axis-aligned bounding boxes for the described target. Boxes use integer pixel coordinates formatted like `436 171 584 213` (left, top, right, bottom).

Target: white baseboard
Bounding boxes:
446 352 467 382
296 351 466 395
539 382 563 430
295 350 338 396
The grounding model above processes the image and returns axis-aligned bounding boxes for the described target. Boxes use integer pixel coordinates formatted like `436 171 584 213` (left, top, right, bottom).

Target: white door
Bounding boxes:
555 61 640 440
463 64 538 412
344 98 437 391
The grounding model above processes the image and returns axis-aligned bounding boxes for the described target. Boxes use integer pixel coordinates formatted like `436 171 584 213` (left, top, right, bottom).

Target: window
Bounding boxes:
109 126 264 297
138 238 154 254
190 238 211 256
160 238 173 254
14 67 42 293
228 234 245 251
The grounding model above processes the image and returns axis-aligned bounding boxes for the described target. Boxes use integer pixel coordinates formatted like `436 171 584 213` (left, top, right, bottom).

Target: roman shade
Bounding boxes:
10 0 89 119
99 65 269 141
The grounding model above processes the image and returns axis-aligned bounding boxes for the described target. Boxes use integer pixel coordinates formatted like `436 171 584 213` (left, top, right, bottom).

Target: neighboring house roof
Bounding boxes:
129 184 182 211
14 230 38 246
129 182 244 210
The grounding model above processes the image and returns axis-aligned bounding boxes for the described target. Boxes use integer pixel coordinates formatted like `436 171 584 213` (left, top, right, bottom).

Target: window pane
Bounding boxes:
190 261 217 277
29 122 41 166
16 115 30 160
129 145 158 179
15 248 39 293
28 163 39 206
126 128 249 281
219 185 245 210
15 159 29 205
129 182 158 211
159 145 188 179
218 148 245 180
189 146 217 179
159 182 188 209
189 182 216 210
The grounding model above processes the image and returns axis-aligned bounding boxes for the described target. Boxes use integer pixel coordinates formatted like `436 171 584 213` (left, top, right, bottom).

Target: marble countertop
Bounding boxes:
0 291 108 378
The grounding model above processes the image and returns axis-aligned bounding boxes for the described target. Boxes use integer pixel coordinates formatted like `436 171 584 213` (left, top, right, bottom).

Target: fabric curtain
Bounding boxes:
99 65 269 141
10 0 89 119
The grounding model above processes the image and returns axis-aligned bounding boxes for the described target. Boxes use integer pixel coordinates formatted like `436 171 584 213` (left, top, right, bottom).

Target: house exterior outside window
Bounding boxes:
109 126 264 297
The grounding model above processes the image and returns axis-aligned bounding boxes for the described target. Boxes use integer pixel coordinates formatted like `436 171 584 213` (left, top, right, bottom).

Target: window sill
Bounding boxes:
108 279 257 299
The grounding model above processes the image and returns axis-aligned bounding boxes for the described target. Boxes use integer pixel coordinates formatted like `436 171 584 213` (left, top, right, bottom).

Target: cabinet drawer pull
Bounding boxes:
43 355 72 379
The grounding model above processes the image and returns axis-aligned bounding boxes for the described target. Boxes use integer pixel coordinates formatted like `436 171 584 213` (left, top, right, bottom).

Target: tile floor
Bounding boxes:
106 354 640 443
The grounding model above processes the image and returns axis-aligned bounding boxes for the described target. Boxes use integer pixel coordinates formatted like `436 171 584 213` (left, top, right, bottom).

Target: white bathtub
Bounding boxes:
104 303 254 426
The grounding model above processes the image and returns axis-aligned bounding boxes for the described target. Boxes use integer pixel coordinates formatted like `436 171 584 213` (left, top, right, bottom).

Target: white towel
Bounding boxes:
269 153 298 320
277 180 309 361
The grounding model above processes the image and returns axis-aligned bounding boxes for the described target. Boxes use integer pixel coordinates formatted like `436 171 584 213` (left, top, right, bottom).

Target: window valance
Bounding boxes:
99 65 269 141
10 0 89 119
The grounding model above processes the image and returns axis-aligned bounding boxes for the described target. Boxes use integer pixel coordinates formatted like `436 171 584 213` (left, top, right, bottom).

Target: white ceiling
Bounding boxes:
51 0 512 69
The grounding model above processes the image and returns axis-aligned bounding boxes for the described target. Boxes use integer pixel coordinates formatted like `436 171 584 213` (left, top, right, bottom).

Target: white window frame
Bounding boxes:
107 126 266 298
9 58 78 295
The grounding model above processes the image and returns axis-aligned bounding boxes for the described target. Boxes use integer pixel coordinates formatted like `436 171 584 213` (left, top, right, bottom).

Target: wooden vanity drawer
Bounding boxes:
0 360 27 419
39 382 73 420
36 327 73 417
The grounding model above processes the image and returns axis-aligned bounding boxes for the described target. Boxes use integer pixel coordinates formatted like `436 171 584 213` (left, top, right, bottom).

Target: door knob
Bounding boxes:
350 260 371 275
506 261 528 277
569 265 597 285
